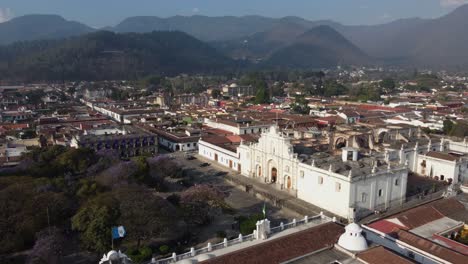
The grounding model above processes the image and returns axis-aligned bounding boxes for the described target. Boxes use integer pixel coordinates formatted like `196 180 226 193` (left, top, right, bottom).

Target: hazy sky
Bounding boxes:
1 0 467 27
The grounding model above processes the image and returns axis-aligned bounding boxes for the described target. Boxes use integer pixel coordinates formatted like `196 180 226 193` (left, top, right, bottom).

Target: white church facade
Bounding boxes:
201 126 409 220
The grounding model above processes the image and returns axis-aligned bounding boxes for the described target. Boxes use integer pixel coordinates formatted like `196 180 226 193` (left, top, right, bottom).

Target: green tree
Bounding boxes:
443 119 454 135
57 148 96 175
0 177 72 254
72 193 120 252
254 86 269 104
323 80 348 97
380 78 396 92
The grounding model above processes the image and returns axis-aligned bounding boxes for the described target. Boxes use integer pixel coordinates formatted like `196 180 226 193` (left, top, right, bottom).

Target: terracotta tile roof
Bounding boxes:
431 198 466 218
393 206 444 230
202 134 258 147
357 246 416 264
425 151 458 162
431 234 468 255
368 220 408 234
394 230 468 264
203 128 234 136
200 222 344 264
0 123 29 130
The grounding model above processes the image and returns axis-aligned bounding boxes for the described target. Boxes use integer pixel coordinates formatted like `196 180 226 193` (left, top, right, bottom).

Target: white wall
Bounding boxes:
296 164 351 218
416 154 459 183
199 140 240 170
159 137 198 152
205 119 269 135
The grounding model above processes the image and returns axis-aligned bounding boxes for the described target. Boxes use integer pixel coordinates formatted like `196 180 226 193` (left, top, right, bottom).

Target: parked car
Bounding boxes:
199 162 210 167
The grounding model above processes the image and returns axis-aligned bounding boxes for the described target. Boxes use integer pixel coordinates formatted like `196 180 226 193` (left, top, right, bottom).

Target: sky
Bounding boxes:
1 0 467 27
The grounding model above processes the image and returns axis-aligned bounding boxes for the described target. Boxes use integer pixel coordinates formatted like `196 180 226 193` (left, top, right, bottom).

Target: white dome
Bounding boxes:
229 83 238 88
345 223 362 233
107 250 119 260
337 223 368 252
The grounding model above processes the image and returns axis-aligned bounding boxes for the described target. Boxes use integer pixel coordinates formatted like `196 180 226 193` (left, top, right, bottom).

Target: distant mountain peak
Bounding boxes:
0 14 93 45
264 24 371 69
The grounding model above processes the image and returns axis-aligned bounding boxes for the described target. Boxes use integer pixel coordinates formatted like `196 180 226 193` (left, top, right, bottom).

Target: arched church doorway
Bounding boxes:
287 176 292 189
271 168 277 183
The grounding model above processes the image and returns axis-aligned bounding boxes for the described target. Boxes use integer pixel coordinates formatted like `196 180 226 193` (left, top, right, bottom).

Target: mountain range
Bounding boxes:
0 31 234 81
0 4 468 74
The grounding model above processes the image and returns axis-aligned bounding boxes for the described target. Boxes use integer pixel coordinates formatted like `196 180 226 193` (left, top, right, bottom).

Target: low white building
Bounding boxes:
204 118 270 135
199 135 245 172
416 151 468 184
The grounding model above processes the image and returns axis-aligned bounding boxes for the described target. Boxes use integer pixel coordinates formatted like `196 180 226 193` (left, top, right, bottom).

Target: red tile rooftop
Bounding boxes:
394 230 468 264
430 198 466 218
368 220 408 234
203 128 234 136
357 246 416 264
0 123 29 130
200 222 344 264
368 198 467 235
431 234 468 255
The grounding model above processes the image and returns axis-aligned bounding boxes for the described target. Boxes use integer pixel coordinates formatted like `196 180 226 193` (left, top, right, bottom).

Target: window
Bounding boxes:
361 193 367 202
395 179 399 186
378 189 383 197
285 166 290 172
335 182 341 192
318 176 323 185
300 170 304 178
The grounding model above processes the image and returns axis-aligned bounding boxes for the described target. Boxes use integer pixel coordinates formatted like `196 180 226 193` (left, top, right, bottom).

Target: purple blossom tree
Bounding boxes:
179 184 228 226
26 227 65 264
97 161 138 188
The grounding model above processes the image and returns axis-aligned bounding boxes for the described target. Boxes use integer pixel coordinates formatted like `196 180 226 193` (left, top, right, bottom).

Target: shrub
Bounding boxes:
159 245 170 255
239 214 264 235
127 246 153 263
216 231 227 238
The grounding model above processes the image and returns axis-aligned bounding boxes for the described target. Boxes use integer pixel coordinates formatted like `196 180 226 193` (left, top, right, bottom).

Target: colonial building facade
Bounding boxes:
201 126 408 220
